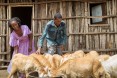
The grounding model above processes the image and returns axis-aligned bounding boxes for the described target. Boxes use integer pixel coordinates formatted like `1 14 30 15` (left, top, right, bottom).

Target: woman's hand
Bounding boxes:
14 45 18 54
14 51 18 54
28 33 33 52
60 45 65 51
28 46 32 52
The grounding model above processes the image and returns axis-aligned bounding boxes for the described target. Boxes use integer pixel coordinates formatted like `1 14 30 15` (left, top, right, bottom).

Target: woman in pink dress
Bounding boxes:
7 17 35 78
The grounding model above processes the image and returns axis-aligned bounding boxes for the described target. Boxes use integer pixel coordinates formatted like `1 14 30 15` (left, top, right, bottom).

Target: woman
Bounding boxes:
7 17 35 78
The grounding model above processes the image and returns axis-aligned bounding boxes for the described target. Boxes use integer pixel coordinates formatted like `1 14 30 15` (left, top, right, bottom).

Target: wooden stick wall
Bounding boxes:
0 0 9 69
0 0 117 69
33 0 117 54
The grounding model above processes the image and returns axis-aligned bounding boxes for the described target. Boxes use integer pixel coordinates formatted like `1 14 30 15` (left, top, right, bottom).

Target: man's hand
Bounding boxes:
60 45 65 51
36 47 42 54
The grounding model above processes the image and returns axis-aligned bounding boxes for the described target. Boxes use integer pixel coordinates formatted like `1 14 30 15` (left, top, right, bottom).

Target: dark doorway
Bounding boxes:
11 7 32 29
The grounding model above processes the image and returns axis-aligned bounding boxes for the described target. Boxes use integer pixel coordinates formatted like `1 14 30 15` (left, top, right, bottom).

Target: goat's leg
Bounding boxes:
25 71 29 78
13 72 18 78
7 66 17 78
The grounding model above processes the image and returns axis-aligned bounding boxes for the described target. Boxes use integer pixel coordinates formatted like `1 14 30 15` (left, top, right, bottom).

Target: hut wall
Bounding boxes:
33 0 117 55
0 0 9 69
0 0 117 69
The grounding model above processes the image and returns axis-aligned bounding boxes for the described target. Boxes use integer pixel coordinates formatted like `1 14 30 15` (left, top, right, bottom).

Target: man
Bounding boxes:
36 13 67 55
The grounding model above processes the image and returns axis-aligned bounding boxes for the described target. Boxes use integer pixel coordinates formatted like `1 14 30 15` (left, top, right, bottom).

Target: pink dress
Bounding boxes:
7 25 35 77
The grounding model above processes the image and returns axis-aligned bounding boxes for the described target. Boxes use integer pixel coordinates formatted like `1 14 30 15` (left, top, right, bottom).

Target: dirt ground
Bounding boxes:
0 70 38 78
0 70 9 78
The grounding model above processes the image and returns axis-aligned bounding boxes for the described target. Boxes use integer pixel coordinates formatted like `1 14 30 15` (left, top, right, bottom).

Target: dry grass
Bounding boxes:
0 70 9 78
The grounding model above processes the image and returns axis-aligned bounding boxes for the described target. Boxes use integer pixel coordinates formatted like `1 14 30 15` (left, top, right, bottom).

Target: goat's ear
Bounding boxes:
47 68 51 77
47 67 51 73
44 66 48 71
105 72 111 78
61 74 67 78
56 71 64 78
58 70 64 75
39 73 44 78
